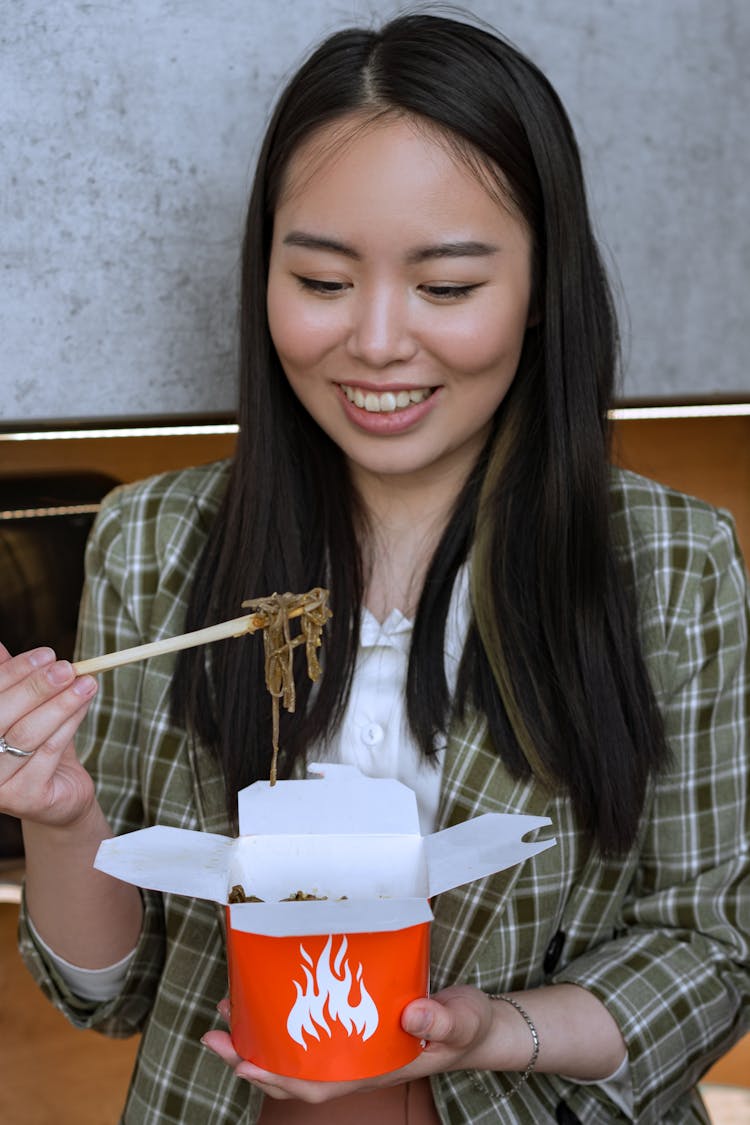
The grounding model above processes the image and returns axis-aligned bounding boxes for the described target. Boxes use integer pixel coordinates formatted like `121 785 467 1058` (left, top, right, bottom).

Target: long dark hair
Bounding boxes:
172 12 668 855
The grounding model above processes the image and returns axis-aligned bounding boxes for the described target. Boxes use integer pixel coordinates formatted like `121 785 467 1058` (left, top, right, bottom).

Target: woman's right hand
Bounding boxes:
0 642 99 828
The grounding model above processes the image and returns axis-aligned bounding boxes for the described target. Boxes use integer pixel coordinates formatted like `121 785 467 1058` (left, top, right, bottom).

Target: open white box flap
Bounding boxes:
229 834 426 901
424 813 554 898
96 825 232 902
229 898 433 937
238 763 420 835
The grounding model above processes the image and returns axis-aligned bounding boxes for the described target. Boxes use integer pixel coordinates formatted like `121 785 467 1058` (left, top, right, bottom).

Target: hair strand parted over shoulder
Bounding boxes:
172 12 669 855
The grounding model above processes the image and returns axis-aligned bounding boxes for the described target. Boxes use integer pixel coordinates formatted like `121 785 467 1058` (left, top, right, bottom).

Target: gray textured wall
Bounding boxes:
2 1 748 424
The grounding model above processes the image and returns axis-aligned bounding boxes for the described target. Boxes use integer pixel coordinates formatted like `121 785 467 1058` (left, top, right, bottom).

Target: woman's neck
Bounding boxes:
350 464 466 623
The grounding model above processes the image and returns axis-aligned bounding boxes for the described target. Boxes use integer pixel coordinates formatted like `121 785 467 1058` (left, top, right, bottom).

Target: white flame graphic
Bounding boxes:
286 935 379 1050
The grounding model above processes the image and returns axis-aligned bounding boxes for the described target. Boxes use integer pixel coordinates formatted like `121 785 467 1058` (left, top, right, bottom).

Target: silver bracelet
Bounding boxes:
469 994 540 1102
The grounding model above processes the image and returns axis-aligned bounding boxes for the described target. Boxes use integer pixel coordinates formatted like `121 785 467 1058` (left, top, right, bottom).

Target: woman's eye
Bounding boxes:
294 276 348 295
421 283 482 300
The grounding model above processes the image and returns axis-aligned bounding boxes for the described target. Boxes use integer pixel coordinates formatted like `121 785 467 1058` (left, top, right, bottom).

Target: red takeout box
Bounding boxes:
95 762 555 1080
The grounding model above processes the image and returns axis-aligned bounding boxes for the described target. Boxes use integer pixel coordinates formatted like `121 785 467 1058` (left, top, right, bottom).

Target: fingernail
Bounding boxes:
46 660 73 685
29 648 55 668
73 675 97 698
406 1009 431 1035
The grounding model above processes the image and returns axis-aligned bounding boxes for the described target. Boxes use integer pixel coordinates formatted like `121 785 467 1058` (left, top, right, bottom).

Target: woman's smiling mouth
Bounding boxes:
339 384 435 413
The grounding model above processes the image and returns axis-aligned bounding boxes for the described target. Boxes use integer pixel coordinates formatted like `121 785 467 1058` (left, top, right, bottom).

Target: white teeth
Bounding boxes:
342 385 432 413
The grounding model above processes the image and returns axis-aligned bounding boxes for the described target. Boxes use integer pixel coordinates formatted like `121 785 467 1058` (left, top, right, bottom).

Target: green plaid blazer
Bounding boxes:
19 461 750 1124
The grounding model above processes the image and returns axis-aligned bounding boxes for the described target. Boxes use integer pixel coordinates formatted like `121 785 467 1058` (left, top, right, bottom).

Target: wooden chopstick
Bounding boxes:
72 610 292 676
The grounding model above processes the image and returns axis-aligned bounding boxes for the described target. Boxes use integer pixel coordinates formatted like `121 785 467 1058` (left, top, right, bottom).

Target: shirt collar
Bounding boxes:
359 562 471 677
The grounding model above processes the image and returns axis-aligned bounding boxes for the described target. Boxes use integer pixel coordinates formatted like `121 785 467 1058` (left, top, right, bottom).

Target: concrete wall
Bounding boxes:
2 0 748 424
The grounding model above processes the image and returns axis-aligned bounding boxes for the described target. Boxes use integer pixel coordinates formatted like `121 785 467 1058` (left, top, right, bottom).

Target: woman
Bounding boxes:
3 12 748 1124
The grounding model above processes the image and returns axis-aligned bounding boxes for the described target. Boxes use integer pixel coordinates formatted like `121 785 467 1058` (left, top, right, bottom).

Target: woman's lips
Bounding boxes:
336 383 439 434
340 384 433 413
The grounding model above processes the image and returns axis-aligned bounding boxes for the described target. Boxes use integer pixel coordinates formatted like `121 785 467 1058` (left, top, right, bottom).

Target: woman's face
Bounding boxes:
267 114 534 495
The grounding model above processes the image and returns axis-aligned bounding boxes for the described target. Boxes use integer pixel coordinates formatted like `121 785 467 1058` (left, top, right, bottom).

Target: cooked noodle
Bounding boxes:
241 587 332 784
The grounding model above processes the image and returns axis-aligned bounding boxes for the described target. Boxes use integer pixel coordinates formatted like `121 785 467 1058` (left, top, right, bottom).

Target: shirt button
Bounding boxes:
361 723 384 746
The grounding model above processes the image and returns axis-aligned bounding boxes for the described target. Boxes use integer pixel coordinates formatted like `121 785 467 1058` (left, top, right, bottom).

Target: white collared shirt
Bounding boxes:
316 563 470 834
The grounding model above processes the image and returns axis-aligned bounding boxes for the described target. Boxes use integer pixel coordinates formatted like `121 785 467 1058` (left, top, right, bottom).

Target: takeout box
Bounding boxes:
95 762 555 1080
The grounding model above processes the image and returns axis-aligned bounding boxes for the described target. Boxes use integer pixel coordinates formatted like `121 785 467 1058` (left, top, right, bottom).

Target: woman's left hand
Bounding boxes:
202 985 495 1101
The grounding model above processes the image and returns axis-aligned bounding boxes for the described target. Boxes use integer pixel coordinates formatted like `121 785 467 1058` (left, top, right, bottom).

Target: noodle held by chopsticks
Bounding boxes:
73 587 332 786
242 588 332 784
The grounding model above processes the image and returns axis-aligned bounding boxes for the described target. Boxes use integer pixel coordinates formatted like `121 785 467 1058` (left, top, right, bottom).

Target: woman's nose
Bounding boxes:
346 288 418 368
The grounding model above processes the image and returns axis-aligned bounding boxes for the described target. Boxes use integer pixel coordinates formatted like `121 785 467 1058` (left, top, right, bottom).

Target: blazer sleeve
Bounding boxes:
554 504 750 1122
17 485 167 1036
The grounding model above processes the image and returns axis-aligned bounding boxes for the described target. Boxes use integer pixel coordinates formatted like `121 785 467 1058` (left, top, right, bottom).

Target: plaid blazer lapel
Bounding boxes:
430 712 553 992
170 474 236 934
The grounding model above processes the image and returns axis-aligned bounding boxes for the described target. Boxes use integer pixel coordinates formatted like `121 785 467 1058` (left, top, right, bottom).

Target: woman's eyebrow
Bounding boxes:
405 240 499 263
281 231 499 263
282 231 360 259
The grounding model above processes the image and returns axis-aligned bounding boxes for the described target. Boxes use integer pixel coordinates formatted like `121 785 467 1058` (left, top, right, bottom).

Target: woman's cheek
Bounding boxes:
436 295 531 375
269 291 341 368
429 324 515 378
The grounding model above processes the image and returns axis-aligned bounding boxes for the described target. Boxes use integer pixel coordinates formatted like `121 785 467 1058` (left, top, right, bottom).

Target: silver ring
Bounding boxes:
0 734 35 758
